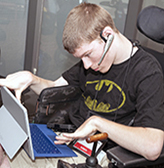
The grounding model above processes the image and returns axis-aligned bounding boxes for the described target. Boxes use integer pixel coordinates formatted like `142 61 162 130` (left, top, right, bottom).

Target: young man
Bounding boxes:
0 2 164 163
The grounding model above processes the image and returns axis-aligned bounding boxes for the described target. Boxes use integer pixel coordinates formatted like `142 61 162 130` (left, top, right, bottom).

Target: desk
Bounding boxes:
8 148 109 168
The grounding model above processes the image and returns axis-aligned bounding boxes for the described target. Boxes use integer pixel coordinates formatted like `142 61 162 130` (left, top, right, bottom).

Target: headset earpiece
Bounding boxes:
98 34 114 65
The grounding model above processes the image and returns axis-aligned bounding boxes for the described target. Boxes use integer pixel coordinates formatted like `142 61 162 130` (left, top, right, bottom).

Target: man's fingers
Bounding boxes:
0 79 7 86
54 140 67 145
54 138 72 145
15 84 28 101
54 134 75 145
15 90 22 102
56 134 73 141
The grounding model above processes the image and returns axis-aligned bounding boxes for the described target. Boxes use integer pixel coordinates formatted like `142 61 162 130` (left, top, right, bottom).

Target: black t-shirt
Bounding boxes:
62 47 164 148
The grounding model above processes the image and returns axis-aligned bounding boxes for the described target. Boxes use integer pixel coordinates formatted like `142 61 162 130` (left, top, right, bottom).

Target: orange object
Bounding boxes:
86 132 108 143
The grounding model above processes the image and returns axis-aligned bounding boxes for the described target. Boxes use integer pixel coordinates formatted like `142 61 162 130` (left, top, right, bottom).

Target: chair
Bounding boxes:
106 5 164 168
137 5 164 74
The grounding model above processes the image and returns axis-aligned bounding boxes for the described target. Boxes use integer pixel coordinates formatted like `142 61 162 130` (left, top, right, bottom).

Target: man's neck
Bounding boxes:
113 33 138 64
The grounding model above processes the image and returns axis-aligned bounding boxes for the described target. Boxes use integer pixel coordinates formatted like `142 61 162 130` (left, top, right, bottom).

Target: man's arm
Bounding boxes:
94 116 164 160
30 73 68 94
0 71 68 100
55 115 164 161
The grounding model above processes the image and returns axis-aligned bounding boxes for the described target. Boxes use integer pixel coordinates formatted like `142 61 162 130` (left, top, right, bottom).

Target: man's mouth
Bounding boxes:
93 67 99 71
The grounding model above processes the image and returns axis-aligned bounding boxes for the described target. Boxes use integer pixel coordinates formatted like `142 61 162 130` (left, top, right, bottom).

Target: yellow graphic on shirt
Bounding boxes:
83 79 126 113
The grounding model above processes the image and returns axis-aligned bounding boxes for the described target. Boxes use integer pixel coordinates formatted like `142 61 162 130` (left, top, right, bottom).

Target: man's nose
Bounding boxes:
82 57 92 69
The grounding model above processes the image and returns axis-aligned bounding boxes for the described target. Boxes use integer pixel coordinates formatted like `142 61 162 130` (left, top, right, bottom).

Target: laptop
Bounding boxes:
0 86 77 161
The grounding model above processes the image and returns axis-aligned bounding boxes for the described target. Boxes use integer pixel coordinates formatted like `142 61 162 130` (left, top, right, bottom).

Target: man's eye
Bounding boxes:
85 53 91 57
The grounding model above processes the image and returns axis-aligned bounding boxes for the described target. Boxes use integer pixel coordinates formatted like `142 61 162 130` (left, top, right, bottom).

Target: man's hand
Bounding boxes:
0 71 33 101
54 116 98 144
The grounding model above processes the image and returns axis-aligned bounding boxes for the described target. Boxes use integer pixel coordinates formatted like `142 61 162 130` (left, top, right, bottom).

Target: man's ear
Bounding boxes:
101 26 113 39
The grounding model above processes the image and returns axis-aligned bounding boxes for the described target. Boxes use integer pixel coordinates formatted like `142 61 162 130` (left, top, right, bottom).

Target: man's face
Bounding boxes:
73 39 115 73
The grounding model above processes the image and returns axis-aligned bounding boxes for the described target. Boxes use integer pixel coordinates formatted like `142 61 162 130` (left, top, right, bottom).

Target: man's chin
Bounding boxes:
99 68 109 73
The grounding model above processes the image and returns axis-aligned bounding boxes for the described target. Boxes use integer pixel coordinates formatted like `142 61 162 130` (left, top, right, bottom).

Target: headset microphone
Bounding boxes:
98 34 114 65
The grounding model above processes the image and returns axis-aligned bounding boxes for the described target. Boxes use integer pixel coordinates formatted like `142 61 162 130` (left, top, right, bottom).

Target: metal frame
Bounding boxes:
24 0 44 74
124 0 143 40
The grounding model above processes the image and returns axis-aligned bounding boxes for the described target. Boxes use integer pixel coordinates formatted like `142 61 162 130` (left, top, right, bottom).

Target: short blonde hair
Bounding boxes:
62 2 118 54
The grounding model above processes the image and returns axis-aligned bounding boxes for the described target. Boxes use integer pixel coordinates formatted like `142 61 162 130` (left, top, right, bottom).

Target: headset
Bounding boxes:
98 32 114 65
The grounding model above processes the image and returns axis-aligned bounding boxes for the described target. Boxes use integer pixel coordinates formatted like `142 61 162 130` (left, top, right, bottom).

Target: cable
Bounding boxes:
113 42 136 122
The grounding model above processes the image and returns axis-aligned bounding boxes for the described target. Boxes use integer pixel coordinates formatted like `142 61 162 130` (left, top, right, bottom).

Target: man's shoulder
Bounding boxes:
132 47 162 70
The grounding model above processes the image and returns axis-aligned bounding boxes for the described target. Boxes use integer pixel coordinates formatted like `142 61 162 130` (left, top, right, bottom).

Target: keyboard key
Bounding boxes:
30 125 61 154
